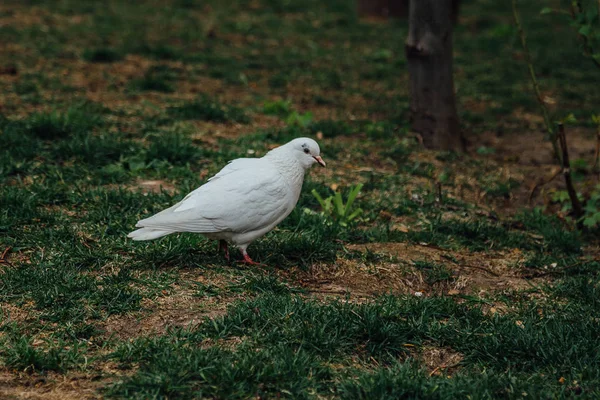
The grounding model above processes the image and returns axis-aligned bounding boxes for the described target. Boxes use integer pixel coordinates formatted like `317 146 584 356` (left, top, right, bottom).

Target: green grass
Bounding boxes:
0 0 599 397
128 65 179 93
104 291 600 398
82 47 124 63
168 95 250 123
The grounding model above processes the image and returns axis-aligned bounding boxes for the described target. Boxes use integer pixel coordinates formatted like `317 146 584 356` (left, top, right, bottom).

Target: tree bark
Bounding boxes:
405 0 463 151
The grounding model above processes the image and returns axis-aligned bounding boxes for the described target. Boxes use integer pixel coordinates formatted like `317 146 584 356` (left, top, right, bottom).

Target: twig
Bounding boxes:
512 0 561 163
522 261 583 278
514 1 586 228
528 166 562 204
558 123 584 224
461 263 500 277
443 253 500 277
594 126 600 180
429 361 463 377
307 289 350 295
0 246 13 266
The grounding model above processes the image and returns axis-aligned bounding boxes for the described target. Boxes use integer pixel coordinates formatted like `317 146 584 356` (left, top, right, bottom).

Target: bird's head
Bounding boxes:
288 137 326 169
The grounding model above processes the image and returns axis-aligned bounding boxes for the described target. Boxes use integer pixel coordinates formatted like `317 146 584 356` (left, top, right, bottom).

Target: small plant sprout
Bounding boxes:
310 183 364 227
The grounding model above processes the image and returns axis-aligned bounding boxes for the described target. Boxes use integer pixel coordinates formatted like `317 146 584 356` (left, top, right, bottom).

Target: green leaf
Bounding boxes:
540 7 553 15
311 189 327 209
129 160 146 172
333 191 345 218
476 146 496 155
583 216 598 227
343 183 363 218
346 208 363 221
579 24 592 37
562 113 577 124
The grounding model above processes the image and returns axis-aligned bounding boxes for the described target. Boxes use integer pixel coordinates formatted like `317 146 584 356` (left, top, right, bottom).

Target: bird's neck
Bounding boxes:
266 153 306 190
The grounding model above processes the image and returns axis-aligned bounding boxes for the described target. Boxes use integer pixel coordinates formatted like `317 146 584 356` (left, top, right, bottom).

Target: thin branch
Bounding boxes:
0 246 13 267
522 261 583 278
528 166 562 204
512 0 561 162
595 126 600 181
558 123 584 223
442 254 500 277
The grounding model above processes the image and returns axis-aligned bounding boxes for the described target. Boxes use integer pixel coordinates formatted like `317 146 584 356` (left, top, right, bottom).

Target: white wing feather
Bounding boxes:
135 160 290 234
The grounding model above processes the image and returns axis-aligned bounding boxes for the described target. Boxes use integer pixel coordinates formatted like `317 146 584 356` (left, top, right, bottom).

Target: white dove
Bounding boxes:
128 137 326 264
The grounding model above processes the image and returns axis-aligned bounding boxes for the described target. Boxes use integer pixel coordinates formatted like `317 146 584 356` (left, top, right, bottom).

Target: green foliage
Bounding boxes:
260 99 315 127
553 186 600 229
583 186 600 228
311 184 364 227
568 1 600 64
262 99 292 117
286 110 314 127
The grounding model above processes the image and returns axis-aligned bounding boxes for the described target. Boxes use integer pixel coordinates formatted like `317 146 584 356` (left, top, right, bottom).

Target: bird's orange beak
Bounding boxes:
313 155 326 167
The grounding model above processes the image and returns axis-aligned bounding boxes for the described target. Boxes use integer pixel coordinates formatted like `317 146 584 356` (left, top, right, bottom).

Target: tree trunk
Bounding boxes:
405 0 463 151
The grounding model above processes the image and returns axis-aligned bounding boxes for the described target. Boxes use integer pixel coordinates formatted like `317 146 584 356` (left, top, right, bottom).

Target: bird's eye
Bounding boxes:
303 148 310 154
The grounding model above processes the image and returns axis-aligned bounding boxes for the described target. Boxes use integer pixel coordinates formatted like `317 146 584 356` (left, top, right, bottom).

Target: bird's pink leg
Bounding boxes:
238 248 263 266
218 240 230 261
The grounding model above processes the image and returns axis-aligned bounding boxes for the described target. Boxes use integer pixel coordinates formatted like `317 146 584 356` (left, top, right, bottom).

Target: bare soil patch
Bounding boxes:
101 270 232 340
297 242 537 300
419 346 464 376
0 370 104 400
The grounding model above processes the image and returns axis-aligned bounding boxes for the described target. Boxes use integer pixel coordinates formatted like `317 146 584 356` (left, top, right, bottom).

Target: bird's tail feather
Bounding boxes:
127 228 172 241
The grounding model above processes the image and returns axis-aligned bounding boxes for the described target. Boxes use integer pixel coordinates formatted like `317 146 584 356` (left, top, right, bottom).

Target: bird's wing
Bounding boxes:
207 158 260 182
135 161 292 234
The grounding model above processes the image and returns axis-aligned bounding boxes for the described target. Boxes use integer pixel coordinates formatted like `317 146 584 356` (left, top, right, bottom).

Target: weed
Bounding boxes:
286 110 314 127
263 99 292 117
311 183 364 227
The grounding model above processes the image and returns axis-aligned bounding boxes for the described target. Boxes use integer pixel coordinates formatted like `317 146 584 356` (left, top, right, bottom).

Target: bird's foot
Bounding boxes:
218 240 230 262
237 251 264 266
